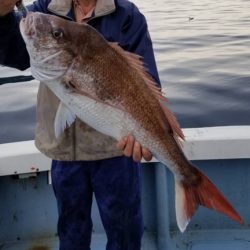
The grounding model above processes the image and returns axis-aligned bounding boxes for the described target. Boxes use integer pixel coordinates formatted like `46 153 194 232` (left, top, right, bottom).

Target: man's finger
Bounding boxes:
116 136 128 150
142 147 152 161
123 135 134 157
133 141 142 162
0 1 18 17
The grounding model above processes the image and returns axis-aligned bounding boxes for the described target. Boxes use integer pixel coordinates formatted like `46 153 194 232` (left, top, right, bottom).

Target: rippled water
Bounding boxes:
0 0 250 143
133 0 250 127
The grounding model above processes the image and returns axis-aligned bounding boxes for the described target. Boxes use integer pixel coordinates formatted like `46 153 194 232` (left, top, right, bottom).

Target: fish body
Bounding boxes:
20 12 243 232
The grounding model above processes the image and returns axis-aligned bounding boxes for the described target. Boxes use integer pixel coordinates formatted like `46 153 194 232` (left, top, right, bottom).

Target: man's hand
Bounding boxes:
117 135 152 162
0 0 18 17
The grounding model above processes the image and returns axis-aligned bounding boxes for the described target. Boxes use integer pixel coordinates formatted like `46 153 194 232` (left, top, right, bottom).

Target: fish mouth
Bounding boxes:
20 12 47 41
20 12 36 41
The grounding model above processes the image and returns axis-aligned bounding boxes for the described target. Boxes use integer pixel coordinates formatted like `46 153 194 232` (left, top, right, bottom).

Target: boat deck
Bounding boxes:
1 126 250 250
1 233 157 250
2 230 250 250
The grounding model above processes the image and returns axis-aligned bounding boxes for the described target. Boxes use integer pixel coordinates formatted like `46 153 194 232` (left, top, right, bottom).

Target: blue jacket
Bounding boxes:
0 0 161 161
0 0 160 85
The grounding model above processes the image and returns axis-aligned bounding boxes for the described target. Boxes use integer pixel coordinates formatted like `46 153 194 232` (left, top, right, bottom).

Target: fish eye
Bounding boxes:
52 29 64 39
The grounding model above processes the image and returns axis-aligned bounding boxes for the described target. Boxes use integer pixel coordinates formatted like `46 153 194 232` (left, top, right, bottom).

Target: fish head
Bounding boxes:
20 12 84 82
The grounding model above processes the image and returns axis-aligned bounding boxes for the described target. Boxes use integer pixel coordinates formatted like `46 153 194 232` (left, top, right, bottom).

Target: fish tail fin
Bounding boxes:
175 167 244 232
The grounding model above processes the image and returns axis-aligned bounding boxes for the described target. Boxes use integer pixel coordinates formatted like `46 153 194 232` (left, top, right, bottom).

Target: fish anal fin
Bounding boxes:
54 102 76 138
175 167 244 232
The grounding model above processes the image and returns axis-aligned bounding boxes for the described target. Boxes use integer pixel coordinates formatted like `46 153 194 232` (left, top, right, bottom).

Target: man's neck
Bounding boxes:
73 0 97 22
77 0 97 8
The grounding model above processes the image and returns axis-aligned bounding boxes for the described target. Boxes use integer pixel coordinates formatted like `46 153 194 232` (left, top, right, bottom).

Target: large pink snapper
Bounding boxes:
20 12 243 232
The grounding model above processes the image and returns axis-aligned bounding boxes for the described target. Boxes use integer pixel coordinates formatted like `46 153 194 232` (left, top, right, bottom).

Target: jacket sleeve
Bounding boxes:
118 3 161 86
0 0 50 71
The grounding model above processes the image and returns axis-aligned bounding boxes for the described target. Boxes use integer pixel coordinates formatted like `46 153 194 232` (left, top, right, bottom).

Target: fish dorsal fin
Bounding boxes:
109 42 185 140
54 102 76 138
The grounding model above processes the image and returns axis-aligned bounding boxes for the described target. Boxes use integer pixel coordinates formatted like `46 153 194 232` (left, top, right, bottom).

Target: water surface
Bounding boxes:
133 0 250 127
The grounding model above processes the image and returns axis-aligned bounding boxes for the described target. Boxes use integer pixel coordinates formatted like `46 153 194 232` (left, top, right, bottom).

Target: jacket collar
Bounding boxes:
48 0 116 19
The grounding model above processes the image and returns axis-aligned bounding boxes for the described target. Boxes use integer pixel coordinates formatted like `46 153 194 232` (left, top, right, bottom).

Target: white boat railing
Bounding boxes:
0 125 250 176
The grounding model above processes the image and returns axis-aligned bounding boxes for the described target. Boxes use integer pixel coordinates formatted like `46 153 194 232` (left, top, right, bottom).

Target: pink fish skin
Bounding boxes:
20 12 244 232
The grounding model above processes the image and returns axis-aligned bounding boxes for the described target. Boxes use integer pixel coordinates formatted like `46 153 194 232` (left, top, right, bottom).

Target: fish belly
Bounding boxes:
46 81 177 170
46 81 138 140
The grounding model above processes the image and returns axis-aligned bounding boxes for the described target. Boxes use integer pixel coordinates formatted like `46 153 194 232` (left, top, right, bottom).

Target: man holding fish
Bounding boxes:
0 0 161 249
1 0 245 248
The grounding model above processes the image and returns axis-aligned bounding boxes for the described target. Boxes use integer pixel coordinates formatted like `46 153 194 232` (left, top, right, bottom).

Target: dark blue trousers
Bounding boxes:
51 156 143 250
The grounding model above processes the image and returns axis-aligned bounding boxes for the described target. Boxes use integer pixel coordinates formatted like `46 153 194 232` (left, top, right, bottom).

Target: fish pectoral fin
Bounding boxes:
54 102 76 138
175 166 244 233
